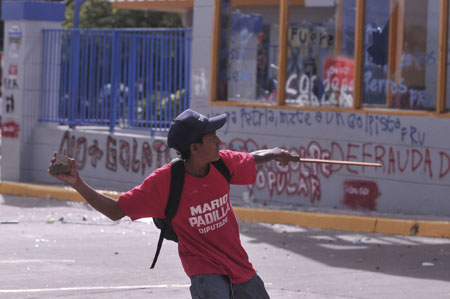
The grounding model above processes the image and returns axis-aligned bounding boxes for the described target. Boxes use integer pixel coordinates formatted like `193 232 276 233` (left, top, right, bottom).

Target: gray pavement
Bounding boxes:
0 194 449 299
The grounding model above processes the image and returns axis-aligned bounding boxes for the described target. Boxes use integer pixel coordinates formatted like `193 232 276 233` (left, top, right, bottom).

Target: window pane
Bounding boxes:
363 0 439 111
217 2 279 103
285 0 355 107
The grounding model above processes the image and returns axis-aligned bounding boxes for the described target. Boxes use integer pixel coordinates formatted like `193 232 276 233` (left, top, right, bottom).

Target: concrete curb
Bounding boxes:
1 180 449 238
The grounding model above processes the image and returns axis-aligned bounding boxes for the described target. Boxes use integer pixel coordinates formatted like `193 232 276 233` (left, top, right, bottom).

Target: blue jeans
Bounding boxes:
189 273 270 299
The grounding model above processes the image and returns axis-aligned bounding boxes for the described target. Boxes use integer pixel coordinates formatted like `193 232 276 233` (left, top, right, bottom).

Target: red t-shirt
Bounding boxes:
118 150 257 283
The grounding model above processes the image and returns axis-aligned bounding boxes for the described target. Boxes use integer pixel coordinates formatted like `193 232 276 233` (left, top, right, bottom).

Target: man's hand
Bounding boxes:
251 148 300 165
273 148 300 166
48 152 81 188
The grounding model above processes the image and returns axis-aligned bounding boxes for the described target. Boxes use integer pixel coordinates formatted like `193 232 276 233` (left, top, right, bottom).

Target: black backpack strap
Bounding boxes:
150 224 167 269
165 159 185 219
212 158 230 183
150 158 185 269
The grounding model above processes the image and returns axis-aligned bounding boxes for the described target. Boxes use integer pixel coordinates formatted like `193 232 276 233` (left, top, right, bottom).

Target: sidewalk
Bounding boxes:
0 194 449 299
1 180 449 238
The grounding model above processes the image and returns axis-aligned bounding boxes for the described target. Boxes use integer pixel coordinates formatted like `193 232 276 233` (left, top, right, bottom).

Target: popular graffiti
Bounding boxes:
59 131 172 175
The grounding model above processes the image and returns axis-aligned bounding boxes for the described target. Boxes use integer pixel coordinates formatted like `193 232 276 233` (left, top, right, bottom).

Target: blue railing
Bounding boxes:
40 28 192 133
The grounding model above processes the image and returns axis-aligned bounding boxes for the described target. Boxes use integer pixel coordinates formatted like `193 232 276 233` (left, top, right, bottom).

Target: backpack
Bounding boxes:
150 157 231 269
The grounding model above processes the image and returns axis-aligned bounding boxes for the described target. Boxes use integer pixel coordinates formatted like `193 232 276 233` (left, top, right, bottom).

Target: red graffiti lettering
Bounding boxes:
59 131 71 157
106 136 117 171
75 138 87 170
374 145 385 169
298 175 309 197
131 139 140 173
346 143 360 174
69 136 76 158
330 141 344 173
58 133 171 176
388 147 395 175
153 140 170 169
424 149 433 178
119 141 130 171
310 175 321 203
88 140 103 167
397 149 409 173
228 137 447 203
362 142 373 173
59 131 87 170
141 142 153 175
411 149 423 172
439 152 450 179
235 138 327 202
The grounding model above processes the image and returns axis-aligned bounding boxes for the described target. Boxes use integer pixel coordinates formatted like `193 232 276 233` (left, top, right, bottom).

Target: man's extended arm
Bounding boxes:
251 148 299 165
48 153 125 221
72 178 126 221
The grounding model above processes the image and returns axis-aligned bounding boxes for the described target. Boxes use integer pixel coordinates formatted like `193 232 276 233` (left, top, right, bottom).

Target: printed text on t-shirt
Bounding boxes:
189 194 230 234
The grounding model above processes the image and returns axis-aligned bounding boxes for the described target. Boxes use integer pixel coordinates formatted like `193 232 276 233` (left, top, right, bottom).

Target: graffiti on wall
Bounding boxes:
220 108 426 147
226 137 449 204
1 121 20 138
286 56 354 108
4 64 19 90
57 107 450 210
193 69 208 97
343 180 381 211
5 95 15 113
58 131 172 175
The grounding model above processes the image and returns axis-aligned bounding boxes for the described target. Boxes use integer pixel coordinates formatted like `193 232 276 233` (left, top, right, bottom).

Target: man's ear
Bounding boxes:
190 143 199 153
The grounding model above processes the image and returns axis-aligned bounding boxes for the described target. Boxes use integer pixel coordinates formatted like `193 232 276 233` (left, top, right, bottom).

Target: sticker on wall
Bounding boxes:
1 121 20 138
8 64 18 77
4 64 19 90
7 25 22 59
343 180 381 211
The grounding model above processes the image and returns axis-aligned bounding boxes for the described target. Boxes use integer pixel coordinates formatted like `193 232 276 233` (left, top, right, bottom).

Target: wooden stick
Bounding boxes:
299 158 382 167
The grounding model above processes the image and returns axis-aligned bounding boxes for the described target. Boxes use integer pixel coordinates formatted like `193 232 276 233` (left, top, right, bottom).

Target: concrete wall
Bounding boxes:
27 124 175 192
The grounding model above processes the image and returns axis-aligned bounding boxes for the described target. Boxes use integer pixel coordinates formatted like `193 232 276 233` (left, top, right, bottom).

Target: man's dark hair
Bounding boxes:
178 134 204 160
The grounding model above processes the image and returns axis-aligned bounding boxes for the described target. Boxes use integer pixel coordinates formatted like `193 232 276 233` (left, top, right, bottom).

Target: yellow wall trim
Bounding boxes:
1 181 448 238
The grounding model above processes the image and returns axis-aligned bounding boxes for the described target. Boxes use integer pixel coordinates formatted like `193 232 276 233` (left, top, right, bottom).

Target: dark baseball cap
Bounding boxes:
167 109 227 152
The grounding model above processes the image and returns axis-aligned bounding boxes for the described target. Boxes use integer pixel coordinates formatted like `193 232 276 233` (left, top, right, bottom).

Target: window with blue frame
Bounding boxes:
213 0 448 114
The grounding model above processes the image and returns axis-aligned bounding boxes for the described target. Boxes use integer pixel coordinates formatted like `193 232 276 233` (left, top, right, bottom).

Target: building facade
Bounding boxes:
3 0 450 218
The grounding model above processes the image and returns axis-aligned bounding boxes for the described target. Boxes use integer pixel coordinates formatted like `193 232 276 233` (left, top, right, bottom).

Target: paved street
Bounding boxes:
1 194 449 299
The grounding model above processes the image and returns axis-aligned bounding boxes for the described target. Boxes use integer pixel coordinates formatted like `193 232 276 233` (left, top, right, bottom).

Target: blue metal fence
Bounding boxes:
40 28 192 133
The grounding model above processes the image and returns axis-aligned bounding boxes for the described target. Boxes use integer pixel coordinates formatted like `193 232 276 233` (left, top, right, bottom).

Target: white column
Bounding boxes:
1 1 65 181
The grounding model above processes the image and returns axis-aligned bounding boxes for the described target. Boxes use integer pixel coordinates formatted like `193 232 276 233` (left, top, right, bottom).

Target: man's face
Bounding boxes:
197 131 222 162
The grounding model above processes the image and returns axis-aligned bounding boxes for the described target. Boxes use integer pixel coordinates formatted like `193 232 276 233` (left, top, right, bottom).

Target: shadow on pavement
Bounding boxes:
240 221 450 282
